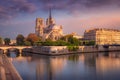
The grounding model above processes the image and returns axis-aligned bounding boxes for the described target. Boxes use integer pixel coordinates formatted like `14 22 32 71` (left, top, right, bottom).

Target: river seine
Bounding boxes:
8 52 120 80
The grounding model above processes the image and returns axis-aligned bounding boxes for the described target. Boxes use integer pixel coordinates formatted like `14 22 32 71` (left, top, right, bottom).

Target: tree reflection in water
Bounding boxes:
84 53 97 67
68 54 79 62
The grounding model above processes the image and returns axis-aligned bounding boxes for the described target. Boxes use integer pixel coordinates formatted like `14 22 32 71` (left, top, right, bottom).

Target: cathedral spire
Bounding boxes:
46 7 55 26
49 8 52 19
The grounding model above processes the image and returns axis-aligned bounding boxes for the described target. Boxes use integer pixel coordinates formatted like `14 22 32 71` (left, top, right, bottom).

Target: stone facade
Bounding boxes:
35 18 44 37
84 28 120 45
35 9 63 41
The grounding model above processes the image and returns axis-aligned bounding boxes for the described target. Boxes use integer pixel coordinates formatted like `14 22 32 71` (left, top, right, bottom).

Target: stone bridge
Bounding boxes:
0 46 32 53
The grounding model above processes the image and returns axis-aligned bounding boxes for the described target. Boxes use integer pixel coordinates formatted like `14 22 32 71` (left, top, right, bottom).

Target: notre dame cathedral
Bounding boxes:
35 9 63 41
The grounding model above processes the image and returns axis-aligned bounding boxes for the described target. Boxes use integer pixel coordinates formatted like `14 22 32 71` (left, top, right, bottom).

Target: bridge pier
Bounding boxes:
3 49 7 54
19 49 22 54
19 49 22 57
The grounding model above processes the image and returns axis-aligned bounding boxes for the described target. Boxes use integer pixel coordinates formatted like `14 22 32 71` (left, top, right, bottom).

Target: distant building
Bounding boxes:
70 32 83 39
35 9 63 41
84 28 120 45
10 40 16 45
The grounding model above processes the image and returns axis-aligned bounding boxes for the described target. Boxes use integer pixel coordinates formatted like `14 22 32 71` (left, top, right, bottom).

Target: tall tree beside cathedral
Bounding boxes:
26 33 40 45
16 34 25 45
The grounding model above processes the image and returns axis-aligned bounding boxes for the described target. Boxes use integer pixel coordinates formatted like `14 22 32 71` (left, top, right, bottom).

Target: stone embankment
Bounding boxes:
0 54 22 80
22 46 120 56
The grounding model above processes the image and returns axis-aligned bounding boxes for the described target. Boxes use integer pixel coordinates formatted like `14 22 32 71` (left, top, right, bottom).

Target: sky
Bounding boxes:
0 0 120 39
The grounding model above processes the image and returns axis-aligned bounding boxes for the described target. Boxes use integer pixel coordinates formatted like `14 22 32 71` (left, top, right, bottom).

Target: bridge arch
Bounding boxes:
0 46 32 54
0 48 4 54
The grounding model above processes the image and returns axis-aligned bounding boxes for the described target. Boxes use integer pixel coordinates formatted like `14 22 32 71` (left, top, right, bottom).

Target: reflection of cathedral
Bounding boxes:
36 56 66 80
35 9 63 41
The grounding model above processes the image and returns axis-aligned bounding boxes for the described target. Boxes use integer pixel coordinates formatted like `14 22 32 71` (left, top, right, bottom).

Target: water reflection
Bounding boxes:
68 54 80 62
35 56 66 80
97 52 120 70
7 52 120 80
7 52 20 57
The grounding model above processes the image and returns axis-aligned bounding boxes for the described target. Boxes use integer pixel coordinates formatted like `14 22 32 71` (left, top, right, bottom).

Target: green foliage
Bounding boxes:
79 40 83 46
69 37 79 46
4 38 10 45
61 34 73 42
24 40 31 46
35 35 95 46
42 41 55 46
55 40 71 46
61 35 79 46
89 40 95 45
16 34 25 45
68 54 79 62
84 40 95 46
36 40 71 46
34 41 42 46
67 46 79 51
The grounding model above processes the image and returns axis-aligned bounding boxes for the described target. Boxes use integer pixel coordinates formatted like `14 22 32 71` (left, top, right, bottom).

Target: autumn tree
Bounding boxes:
16 34 25 45
26 33 40 45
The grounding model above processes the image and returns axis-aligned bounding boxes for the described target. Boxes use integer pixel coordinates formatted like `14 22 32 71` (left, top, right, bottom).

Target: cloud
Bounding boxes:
84 0 120 7
0 0 120 20
10 0 37 13
39 0 120 11
0 0 37 20
0 6 12 19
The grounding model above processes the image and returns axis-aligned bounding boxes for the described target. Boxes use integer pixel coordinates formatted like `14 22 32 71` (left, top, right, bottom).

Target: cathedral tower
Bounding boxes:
35 18 44 37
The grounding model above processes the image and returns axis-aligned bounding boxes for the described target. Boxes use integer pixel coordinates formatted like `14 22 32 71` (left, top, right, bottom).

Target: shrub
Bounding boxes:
67 46 79 51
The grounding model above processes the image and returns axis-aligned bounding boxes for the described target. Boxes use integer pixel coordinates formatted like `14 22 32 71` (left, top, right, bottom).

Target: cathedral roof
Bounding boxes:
48 24 61 30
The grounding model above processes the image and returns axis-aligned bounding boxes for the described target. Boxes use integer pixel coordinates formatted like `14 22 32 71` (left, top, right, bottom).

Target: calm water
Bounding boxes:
8 52 120 80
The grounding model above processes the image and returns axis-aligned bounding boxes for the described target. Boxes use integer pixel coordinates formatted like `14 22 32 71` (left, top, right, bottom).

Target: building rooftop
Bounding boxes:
85 28 120 32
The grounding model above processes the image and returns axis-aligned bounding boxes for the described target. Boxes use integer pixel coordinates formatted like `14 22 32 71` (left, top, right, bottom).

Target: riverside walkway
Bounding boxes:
0 54 22 80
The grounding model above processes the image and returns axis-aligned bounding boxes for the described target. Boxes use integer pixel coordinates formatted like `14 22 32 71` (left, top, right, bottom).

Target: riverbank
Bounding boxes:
0 54 22 80
22 45 120 56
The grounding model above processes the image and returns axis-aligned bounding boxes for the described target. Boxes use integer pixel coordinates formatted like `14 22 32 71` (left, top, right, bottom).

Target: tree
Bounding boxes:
26 33 40 45
24 40 31 46
0 37 3 45
61 34 73 42
4 38 10 45
88 40 95 45
16 34 25 45
68 37 79 46
83 40 95 46
79 40 83 46
61 34 79 46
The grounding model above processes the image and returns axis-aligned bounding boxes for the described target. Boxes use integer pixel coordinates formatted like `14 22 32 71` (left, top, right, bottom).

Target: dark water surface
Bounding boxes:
8 52 120 80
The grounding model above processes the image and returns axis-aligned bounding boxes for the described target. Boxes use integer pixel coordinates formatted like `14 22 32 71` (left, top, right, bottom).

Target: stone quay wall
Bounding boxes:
22 46 120 55
0 54 22 80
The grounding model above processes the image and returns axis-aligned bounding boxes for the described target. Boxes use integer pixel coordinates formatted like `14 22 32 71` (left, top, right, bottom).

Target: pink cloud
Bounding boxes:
57 12 120 35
